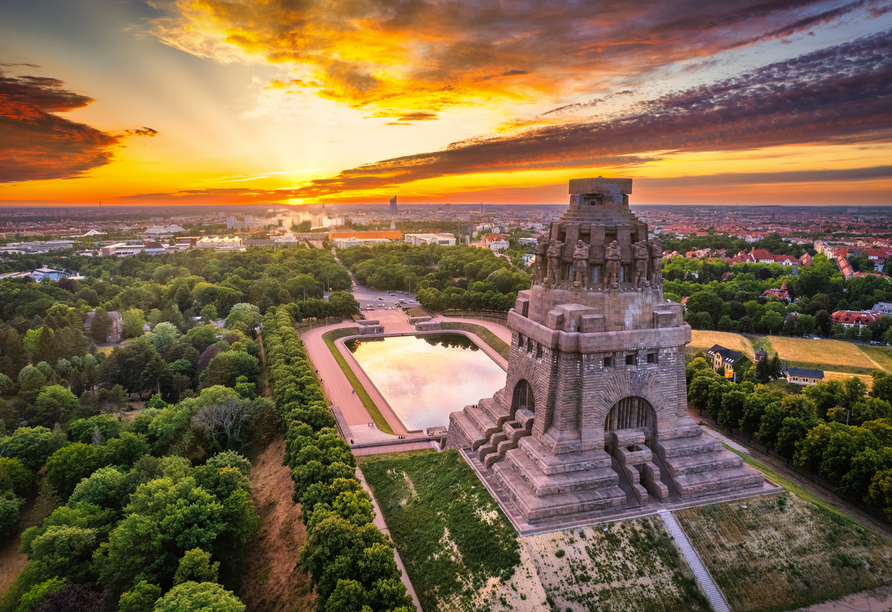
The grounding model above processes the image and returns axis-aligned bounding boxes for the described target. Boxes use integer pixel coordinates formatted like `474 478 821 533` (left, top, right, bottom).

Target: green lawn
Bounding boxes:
358 450 520 611
321 327 394 434
439 322 511 361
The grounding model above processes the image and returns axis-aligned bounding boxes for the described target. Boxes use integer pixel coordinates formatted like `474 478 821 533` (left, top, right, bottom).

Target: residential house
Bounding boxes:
830 310 882 328
786 367 824 386
84 310 124 343
705 344 751 378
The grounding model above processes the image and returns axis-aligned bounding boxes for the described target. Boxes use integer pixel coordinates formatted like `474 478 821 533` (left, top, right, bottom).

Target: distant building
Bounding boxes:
195 236 243 252
831 310 882 328
84 310 123 344
800 253 813 267
705 344 750 378
786 367 824 386
483 233 509 252
389 196 397 217
872 302 892 316
30 267 66 281
404 233 456 246
329 229 401 244
762 281 791 303
753 349 768 363
837 255 854 279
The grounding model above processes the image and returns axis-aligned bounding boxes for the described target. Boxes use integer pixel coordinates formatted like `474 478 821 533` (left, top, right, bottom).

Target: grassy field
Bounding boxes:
406 306 428 318
860 345 892 372
359 449 520 612
440 322 511 361
321 327 394 434
688 331 754 357
689 331 888 374
495 517 710 612
676 493 892 612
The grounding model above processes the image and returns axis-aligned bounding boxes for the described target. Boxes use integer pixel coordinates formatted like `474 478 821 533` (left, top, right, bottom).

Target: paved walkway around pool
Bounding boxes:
301 309 512 446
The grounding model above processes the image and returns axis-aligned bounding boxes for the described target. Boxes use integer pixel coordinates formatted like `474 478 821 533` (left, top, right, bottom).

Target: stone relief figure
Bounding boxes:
533 235 548 284
546 239 564 286
572 240 590 288
648 237 663 287
605 240 621 288
633 241 650 290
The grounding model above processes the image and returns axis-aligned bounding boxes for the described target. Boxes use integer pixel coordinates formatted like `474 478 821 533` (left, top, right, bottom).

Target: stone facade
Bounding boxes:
446 178 764 524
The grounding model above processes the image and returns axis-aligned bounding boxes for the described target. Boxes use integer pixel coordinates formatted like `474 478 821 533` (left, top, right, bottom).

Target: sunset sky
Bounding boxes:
1 0 891 207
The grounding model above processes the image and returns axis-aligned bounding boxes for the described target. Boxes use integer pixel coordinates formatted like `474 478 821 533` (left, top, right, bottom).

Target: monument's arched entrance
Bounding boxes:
511 379 535 415
604 396 656 447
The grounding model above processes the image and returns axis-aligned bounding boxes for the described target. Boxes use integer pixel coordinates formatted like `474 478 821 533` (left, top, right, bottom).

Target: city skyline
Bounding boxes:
1 0 891 207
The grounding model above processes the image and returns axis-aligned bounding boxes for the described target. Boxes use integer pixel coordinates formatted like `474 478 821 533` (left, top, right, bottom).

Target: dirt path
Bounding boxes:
240 436 315 612
0 486 55 597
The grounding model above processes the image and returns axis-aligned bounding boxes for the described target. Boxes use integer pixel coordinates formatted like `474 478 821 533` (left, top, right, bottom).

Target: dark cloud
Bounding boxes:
279 28 892 197
638 165 892 188
0 69 121 183
126 126 158 137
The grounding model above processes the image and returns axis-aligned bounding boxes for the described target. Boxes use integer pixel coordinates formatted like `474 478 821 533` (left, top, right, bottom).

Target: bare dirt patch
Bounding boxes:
676 493 892 612
0 483 56 597
240 436 315 612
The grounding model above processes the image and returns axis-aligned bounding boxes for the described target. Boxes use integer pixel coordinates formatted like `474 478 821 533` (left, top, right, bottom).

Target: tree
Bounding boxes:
69 414 121 445
45 443 97 501
31 385 80 427
225 303 262 334
123 309 147 339
192 397 254 448
27 524 98 583
95 476 226 591
90 309 113 343
327 291 360 318
0 457 34 496
118 581 162 612
153 581 245 612
141 354 170 396
1 426 64 471
145 322 181 355
202 352 260 389
760 311 783 334
0 373 13 396
0 489 25 534
17 365 47 399
174 548 219 585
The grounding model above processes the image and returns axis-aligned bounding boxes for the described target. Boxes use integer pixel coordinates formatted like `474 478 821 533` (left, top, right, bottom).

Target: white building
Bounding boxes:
195 236 244 252
404 233 456 246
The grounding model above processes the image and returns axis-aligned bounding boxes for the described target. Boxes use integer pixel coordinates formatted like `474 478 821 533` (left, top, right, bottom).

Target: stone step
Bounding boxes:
479 397 510 424
493 462 627 522
465 406 500 438
673 467 765 499
506 448 620 496
518 436 612 475
657 436 723 459
448 412 485 450
477 432 508 460
485 439 517 468
658 424 703 441
664 451 742 477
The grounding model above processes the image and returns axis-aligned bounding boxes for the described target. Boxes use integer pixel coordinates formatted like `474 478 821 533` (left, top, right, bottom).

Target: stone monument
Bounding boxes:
446 178 764 526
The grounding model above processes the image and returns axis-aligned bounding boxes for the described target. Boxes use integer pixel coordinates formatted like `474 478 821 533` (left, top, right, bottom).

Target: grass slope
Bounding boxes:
689 331 755 357
321 327 394 434
358 450 520 611
439 322 511 361
676 493 892 612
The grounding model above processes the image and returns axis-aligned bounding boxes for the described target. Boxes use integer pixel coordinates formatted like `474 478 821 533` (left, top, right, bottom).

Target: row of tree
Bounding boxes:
688 357 892 520
262 307 415 612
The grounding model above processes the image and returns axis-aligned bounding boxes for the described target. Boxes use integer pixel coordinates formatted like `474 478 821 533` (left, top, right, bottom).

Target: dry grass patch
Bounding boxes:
406 306 428 317
485 518 710 612
859 345 892 372
769 336 875 369
676 493 892 612
822 371 874 389
689 331 753 357
240 436 315 612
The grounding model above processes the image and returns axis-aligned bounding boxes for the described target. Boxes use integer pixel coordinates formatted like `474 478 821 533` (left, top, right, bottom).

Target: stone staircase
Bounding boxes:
477 409 534 468
447 395 511 451
659 510 730 612
491 436 628 521
653 421 763 499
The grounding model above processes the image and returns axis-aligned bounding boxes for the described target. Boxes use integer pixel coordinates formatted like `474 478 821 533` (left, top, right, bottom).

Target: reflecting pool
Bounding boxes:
346 334 506 430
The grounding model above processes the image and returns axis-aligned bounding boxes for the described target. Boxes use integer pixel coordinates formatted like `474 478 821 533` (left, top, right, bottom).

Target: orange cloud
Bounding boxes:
148 0 878 118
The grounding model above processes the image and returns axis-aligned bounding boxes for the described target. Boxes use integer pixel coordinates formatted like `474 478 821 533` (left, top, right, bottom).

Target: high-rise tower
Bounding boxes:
446 178 764 527
389 196 397 217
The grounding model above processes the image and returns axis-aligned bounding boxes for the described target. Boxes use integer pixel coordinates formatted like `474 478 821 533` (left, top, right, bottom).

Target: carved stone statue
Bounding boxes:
546 239 564 286
605 240 621 288
534 235 548 284
648 237 663 287
572 240 590 288
633 240 650 290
